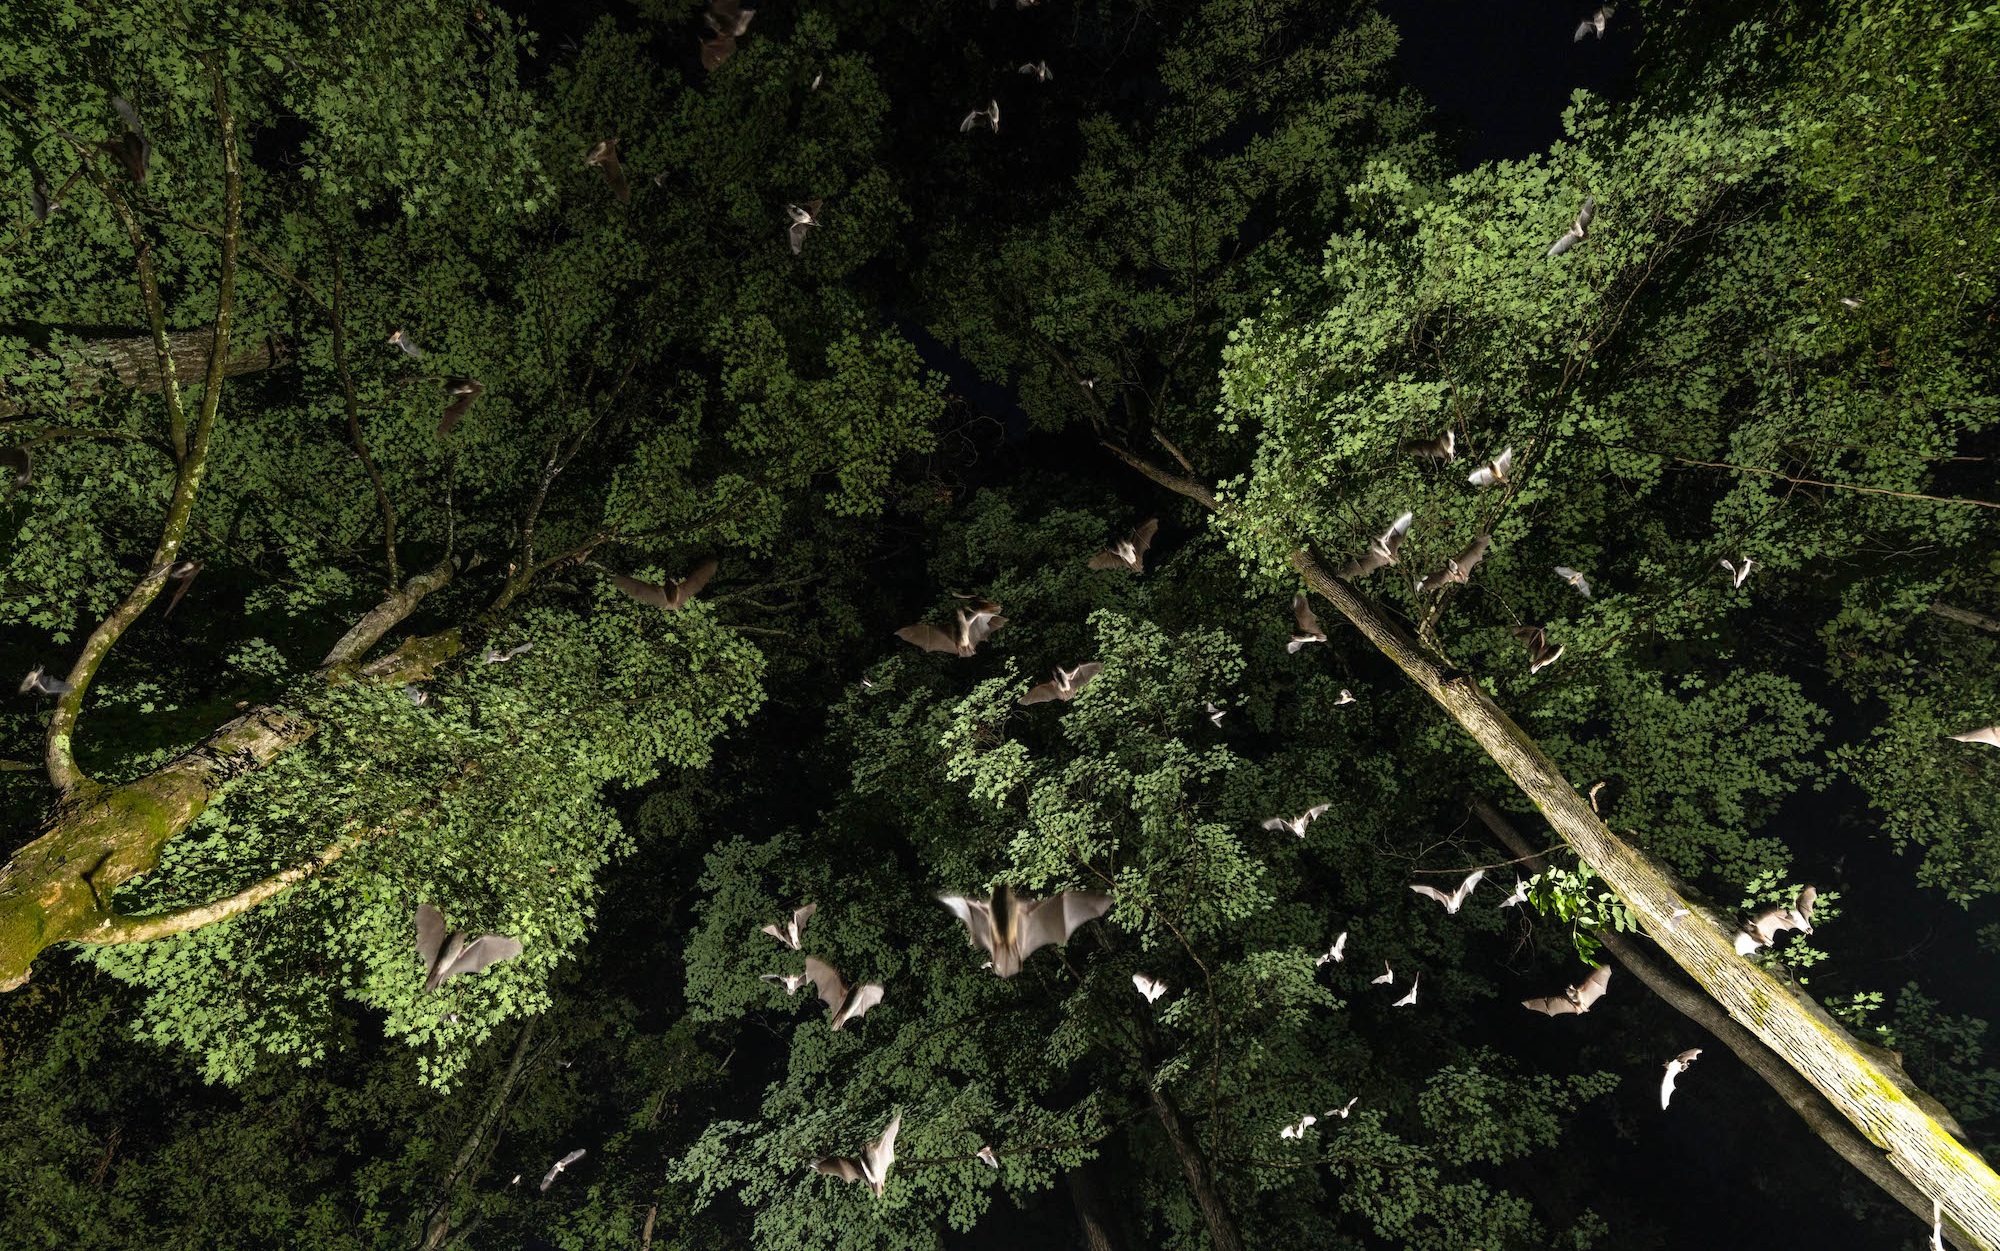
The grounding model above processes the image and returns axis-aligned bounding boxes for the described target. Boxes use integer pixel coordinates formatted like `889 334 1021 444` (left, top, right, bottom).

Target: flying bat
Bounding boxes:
1498 879 1530 908
1262 803 1329 839
1546 197 1596 257
786 199 822 254
437 378 484 437
1204 701 1226 727
1951 726 2000 749
1021 662 1103 705
19 665 73 697
1574 5 1613 40
1278 1114 1316 1139
1334 689 1356 705
105 95 150 183
2 444 30 500
760 903 817 950
976 1145 999 1168
708 0 755 35
1734 885 1816 955
1660 1047 1701 1109
1512 624 1564 674
812 1112 900 1197
585 138 631 203
540 1148 586 1192
608 559 719 612
1018 60 1053 82
387 329 423 358
1521 963 1612 1015
1408 429 1455 461
1088 517 1158 572
1316 932 1348 965
896 605 1005 657
1337 511 1414 579
699 29 737 69
1415 534 1491 593
1555 566 1592 598
1720 556 1756 588
28 168 57 222
960 99 1001 134
761 971 810 995
1132 973 1167 1003
1409 869 1485 914
803 955 885 1031
939 885 1113 979
1466 447 1514 488
1392 973 1420 1007
402 686 430 706
161 559 201 618
482 642 534 664
1328 1096 1359 1118
1371 962 1394 985
414 902 524 993
1288 592 1327 652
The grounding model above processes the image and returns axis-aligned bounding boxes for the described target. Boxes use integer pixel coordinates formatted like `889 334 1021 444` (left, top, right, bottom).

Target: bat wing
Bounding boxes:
1660 1065 1679 1109
414 903 447 971
665 558 719 609
445 934 523 981
1576 198 1597 231
1522 993 1581 1016
1950 726 2000 747
436 384 481 437
760 923 793 947
1793 884 1817 929
1547 229 1581 257
803 956 849 1015
163 564 199 618
1017 890 1112 960
1338 549 1388 580
1408 884 1454 907
1303 803 1330 823
964 612 1005 648
1067 662 1104 690
896 622 959 654
611 573 673 609
1382 511 1414 554
1129 517 1159 560
1451 869 1487 908
864 1112 901 1180
1293 593 1322 635
792 903 817 934
1260 817 1292 832
1087 549 1126 570
1019 681 1061 705
1455 535 1492 575
832 983 884 1030
940 895 996 953
700 32 736 70
1573 963 1612 1010
812 1156 865 1184
789 220 812 253
598 161 631 203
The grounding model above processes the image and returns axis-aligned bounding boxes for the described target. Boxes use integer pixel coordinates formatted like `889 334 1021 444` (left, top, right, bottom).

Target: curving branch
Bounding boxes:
77 835 355 945
322 555 455 669
1931 602 2000 634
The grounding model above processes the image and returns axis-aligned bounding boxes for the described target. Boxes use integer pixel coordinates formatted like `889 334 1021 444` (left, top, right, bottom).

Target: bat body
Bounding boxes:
1018 60 1053 82
1088 517 1159 573
1521 963 1612 1015
2 445 30 500
540 1148 586 1191
414 903 525 993
786 199 822 254
1020 662 1103 705
1337 511 1414 579
1547 197 1596 256
1554 566 1592 597
960 100 1001 134
1734 885 1816 954
1261 803 1329 839
1132 973 1167 1003
1371 961 1394 985
1409 869 1485 914
437 378 484 437
1316 932 1347 965
896 604 1005 657
162 559 201 618
1392 973 1420 1007
1660 1047 1701 1109
1415 534 1491 593
760 903 817 950
1409 430 1455 461
1952 725 2000 749
1720 556 1756 588
803 955 885 1030
1513 625 1564 674
939 885 1112 979
19 665 73 697
387 329 423 358
1466 448 1514 488
1573 5 1613 40
609 559 719 612
812 1113 899 1197
585 139 630 203
1288 592 1327 652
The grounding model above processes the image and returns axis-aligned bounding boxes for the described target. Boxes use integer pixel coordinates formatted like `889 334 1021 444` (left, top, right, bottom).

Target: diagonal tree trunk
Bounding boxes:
1148 1086 1244 1251
1107 444 2000 1249
1067 1159 1125 1251
0 327 284 419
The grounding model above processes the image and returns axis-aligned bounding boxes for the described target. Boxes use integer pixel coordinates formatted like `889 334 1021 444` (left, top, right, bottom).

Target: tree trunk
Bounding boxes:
0 328 284 419
1068 1160 1124 1251
1148 1086 1244 1251
1472 799 1974 1250
1930 602 2000 634
1106 444 2000 1248
420 1020 537 1251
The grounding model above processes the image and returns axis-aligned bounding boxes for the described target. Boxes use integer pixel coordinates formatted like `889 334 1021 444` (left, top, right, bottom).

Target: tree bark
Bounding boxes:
1148 1086 1244 1251
0 328 284 419
1471 798 1973 1250
419 1020 537 1251
1109 444 2000 1248
1068 1160 1124 1251
1930 602 2000 634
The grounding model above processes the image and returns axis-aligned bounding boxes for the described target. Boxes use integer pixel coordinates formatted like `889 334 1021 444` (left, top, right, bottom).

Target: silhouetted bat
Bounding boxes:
586 139 630 203
1415 534 1491 593
896 604 1004 657
162 559 201 618
1660 1047 1701 1109
1288 592 1327 652
1020 662 1102 705
437 378 483 437
1262 803 1329 839
1088 517 1158 573
939 885 1112 978
760 903 817 950
540 1148 585 1191
106 95 150 183
803 956 885 1030
1132 973 1167 1003
1466 447 1513 488
960 99 1000 133
1521 963 1611 1015
19 665 73 696
1408 429 1454 461
1547 197 1595 256
786 199 821 254
1734 885 1815 955
812 1112 899 1196
1409 869 1485 914
609 559 719 611
414 902 524 993
1337 511 1413 579
1512 624 1564 674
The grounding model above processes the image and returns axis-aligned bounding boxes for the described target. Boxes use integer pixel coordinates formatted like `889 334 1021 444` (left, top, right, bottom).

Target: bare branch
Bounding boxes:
329 241 399 587
76 836 355 945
